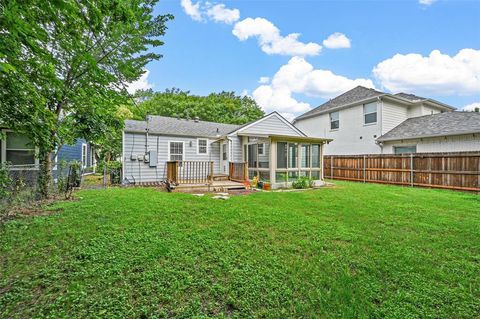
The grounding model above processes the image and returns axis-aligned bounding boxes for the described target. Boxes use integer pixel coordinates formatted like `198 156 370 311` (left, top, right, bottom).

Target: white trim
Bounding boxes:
229 112 306 137
81 143 87 168
196 138 209 155
121 130 125 180
168 141 185 161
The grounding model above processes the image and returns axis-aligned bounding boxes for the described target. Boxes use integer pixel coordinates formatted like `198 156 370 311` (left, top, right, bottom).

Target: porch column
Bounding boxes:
269 139 276 184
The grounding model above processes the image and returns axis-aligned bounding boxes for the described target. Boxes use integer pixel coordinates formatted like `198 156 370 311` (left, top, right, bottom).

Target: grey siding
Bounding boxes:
238 114 303 137
123 132 222 183
229 136 243 162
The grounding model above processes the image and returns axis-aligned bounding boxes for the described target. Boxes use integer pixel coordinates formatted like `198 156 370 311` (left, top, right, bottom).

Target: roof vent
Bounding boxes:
194 116 200 122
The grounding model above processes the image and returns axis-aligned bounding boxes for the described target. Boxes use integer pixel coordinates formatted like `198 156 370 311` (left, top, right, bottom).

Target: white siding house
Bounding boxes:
122 112 331 189
293 86 470 155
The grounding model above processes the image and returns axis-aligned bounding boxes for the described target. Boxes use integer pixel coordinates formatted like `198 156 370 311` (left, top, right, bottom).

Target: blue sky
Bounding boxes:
128 0 480 120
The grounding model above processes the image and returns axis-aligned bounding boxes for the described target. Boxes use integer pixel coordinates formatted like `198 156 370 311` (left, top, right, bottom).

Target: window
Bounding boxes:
363 102 377 124
81 144 87 168
197 139 208 155
330 111 339 130
4 132 36 165
258 143 265 155
394 146 417 154
222 143 227 161
169 141 184 161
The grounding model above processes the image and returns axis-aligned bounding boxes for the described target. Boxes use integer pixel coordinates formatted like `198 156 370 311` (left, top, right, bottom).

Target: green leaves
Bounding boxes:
0 0 172 196
130 89 265 125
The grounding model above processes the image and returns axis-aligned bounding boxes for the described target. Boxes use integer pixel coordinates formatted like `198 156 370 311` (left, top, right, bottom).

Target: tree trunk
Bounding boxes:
37 150 52 199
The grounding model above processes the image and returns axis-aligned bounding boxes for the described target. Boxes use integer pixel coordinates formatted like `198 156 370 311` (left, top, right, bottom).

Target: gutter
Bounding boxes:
377 130 480 143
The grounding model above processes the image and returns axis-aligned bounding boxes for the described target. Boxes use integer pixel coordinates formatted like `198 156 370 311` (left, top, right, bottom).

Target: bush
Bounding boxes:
97 161 122 185
291 176 314 189
0 163 12 200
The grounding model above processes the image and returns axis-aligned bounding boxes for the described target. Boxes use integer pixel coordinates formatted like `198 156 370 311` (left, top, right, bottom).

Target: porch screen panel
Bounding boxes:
311 144 321 168
247 144 257 168
301 144 310 168
277 142 287 169
288 143 298 168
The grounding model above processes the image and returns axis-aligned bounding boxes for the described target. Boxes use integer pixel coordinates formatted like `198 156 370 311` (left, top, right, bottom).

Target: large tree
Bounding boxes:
0 0 172 197
130 88 265 125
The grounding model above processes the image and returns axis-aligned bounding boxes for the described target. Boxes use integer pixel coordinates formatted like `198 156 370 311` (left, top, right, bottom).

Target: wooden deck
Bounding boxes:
173 180 246 192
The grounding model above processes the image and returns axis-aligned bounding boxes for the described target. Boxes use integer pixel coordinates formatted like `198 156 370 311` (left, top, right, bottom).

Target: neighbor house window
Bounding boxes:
4 132 36 165
363 102 377 124
169 141 184 161
394 146 417 154
330 111 339 130
197 139 208 155
81 144 87 168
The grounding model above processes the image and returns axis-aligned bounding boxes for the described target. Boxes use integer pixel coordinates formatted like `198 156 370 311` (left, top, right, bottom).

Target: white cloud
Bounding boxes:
207 3 240 24
258 76 270 84
126 69 153 94
463 102 480 112
181 0 203 21
232 17 322 56
322 32 351 49
373 49 480 96
280 112 296 122
252 56 375 114
419 0 437 5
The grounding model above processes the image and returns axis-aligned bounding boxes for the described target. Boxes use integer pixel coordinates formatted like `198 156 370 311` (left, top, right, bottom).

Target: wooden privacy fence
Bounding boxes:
324 152 480 192
229 162 248 182
167 161 213 184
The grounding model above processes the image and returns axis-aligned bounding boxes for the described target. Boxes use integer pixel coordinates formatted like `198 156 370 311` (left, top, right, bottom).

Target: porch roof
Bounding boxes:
234 132 332 143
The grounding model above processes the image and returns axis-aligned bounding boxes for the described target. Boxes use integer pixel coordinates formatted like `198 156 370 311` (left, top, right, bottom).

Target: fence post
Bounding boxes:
330 155 334 179
363 155 366 183
410 154 414 187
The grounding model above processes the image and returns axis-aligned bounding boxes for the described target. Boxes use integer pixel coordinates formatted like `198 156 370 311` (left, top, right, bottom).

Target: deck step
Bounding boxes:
210 174 230 181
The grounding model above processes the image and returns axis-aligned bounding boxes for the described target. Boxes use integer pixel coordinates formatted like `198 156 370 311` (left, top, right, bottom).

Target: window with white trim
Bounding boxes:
363 102 377 124
330 111 339 130
5 132 36 165
197 139 208 154
169 142 184 161
81 144 87 168
258 143 265 155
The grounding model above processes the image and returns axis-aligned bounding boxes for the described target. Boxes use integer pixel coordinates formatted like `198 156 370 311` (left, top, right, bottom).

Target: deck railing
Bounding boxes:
167 161 213 184
229 162 248 182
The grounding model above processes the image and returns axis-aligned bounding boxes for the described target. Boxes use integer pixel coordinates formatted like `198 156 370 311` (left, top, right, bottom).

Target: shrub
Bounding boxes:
0 164 12 200
291 176 314 189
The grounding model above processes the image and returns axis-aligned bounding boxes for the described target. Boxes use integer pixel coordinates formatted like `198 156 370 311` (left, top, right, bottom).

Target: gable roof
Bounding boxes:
124 116 240 138
294 86 385 121
229 112 306 137
294 86 455 122
377 112 480 142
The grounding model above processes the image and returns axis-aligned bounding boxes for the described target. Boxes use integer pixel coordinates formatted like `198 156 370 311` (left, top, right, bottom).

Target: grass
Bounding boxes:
0 181 479 318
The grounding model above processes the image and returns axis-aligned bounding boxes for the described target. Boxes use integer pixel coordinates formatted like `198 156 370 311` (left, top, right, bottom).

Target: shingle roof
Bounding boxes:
377 112 480 142
394 92 427 102
124 116 241 138
295 86 385 120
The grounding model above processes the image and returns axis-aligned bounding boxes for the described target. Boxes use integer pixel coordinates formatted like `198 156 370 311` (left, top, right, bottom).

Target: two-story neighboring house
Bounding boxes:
293 86 480 155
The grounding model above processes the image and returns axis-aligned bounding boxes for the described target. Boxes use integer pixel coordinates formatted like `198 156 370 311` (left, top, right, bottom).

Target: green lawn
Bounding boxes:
1 182 479 318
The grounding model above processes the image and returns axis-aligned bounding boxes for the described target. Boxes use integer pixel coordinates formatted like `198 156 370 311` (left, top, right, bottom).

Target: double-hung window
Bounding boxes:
169 142 184 161
330 111 339 130
197 139 208 155
4 132 36 165
363 102 377 124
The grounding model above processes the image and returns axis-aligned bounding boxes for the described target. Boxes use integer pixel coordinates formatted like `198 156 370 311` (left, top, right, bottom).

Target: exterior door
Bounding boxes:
220 141 228 174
